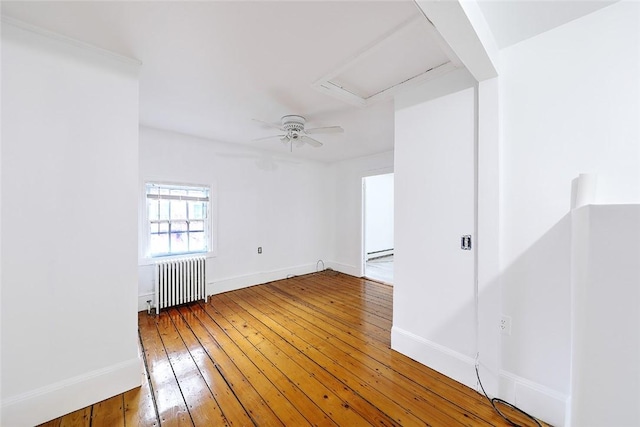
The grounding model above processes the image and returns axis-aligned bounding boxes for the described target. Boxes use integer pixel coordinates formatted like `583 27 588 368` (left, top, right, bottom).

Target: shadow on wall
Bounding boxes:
500 213 572 394
411 213 572 426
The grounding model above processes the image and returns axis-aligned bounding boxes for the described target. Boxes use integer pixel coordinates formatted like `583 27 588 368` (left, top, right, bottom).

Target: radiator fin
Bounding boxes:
155 257 206 313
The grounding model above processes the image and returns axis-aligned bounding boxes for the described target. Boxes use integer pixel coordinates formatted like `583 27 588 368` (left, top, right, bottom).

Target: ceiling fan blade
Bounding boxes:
305 126 344 135
253 134 286 141
301 135 323 148
252 118 283 130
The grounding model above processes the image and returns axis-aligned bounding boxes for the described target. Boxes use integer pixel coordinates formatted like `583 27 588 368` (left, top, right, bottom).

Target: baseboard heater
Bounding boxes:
155 256 206 314
366 248 394 261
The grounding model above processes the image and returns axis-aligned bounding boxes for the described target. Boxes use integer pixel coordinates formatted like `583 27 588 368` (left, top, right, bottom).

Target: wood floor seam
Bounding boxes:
38 272 546 427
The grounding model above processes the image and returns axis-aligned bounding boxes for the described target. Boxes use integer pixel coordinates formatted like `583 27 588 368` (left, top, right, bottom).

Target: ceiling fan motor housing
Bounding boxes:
281 115 306 133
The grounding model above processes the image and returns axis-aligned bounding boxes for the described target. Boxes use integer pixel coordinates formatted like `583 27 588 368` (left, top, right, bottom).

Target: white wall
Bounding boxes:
476 76 501 398
392 72 478 387
570 204 640 427
328 151 394 277
499 2 640 424
389 67 501 399
138 126 332 307
1 21 140 426
364 173 394 256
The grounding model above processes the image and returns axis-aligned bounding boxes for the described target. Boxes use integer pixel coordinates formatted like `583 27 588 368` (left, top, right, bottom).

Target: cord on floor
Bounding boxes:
475 362 543 427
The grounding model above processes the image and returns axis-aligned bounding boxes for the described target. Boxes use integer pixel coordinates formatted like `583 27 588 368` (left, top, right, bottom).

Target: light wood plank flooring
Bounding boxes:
39 271 545 426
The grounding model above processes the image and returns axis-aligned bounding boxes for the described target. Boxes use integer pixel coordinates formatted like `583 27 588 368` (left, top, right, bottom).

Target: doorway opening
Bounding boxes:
363 173 394 284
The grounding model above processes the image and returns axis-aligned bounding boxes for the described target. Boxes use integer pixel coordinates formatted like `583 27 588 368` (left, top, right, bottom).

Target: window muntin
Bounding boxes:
146 183 210 257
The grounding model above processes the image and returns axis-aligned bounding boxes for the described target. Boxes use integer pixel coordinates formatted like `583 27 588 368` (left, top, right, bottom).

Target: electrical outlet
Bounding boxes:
500 315 512 335
257 246 262 254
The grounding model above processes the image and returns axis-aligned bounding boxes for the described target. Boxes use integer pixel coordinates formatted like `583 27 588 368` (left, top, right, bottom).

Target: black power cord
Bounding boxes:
475 363 543 427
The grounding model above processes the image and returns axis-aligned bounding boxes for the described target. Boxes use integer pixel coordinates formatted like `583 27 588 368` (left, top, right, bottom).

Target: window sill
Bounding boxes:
138 251 216 266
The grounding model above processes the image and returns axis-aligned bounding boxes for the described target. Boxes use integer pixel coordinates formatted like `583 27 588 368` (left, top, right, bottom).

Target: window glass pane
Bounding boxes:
189 232 206 252
150 233 169 255
159 200 170 220
171 232 188 253
190 221 204 232
147 186 159 197
148 200 159 221
189 201 206 219
171 200 187 220
147 183 211 256
172 221 188 232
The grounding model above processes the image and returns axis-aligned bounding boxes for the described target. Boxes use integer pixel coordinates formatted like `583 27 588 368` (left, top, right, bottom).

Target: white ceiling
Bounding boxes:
1 1 618 162
2 1 428 162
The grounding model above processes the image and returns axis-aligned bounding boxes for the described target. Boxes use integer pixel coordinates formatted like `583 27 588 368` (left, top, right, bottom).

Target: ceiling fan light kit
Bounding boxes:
253 115 344 151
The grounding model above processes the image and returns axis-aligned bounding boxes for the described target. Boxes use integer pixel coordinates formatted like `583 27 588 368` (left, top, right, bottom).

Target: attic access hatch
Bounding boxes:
312 15 461 107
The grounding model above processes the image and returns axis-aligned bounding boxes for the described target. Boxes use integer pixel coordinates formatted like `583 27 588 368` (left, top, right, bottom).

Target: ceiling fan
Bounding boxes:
253 115 343 150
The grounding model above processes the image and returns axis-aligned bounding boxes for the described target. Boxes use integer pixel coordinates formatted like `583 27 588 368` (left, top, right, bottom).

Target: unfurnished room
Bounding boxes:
1 1 639 426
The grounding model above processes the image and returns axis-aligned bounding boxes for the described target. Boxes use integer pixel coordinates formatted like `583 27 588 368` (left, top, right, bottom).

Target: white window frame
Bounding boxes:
140 180 217 263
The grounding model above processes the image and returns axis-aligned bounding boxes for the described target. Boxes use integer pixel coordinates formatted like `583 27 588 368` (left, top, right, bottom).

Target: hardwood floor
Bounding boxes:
39 272 545 426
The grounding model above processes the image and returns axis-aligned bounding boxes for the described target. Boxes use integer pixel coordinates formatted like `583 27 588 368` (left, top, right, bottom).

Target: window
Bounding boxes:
146 182 211 257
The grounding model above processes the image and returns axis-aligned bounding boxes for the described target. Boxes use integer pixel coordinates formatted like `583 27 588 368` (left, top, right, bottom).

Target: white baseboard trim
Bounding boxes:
390 327 568 425
137 292 154 312
2 356 141 427
138 262 351 310
499 370 568 427
325 261 361 277
207 263 322 295
390 326 478 389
